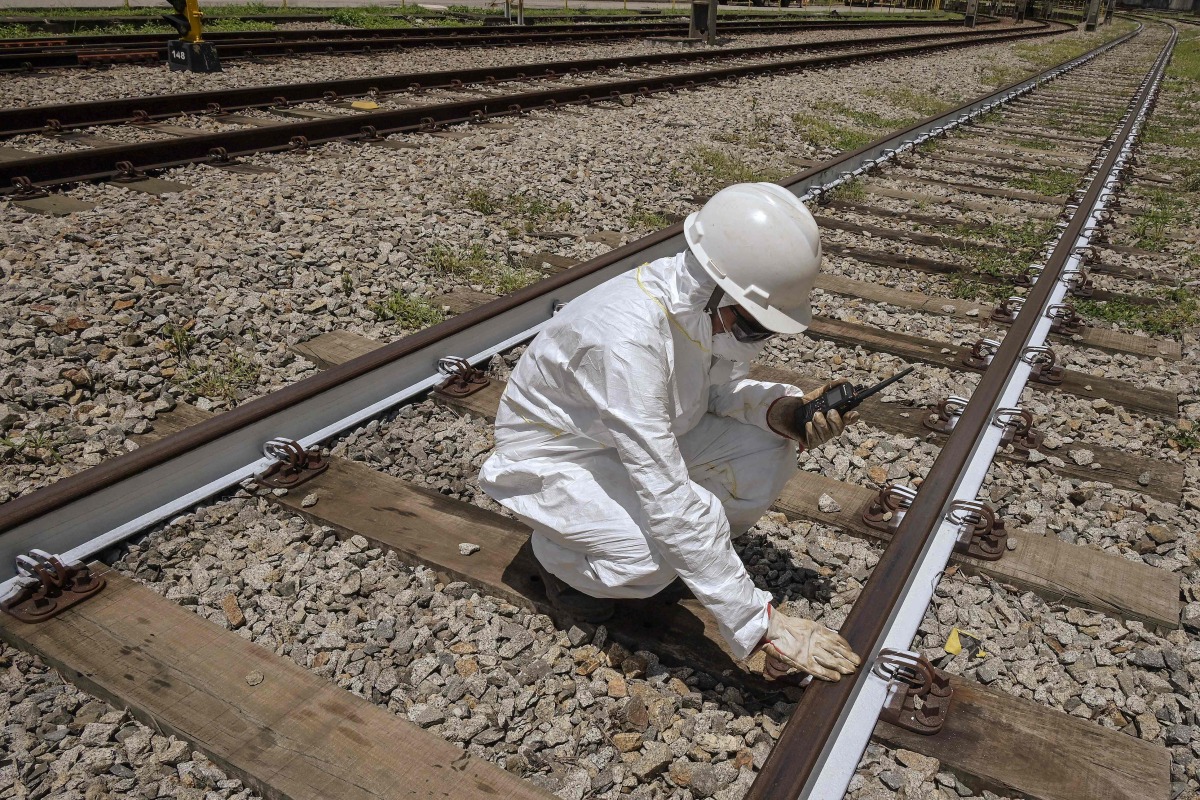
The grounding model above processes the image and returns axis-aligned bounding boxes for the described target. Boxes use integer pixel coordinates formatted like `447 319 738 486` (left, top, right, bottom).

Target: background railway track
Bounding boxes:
2 14 1198 800
0 15 986 70
0 21 1065 190
0 24 1040 137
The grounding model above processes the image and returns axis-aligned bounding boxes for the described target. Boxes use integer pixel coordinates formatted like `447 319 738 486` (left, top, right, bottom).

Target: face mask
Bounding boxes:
711 311 767 364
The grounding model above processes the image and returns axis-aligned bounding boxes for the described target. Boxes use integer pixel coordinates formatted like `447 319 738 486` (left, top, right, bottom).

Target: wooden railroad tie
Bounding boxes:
295 328 1181 629
110 382 1173 800
0 565 554 800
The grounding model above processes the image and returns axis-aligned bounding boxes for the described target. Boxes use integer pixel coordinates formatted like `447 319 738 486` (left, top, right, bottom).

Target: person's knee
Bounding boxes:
725 436 798 535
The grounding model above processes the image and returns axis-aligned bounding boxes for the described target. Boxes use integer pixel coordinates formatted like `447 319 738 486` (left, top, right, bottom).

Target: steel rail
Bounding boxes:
2 16 968 48
0 22 1138 604
0 25 1028 137
745 24 1174 800
0 22 1066 193
0 18 977 70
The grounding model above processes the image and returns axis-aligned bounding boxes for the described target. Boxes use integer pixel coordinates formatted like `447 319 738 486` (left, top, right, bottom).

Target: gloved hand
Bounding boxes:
759 605 860 682
766 380 860 449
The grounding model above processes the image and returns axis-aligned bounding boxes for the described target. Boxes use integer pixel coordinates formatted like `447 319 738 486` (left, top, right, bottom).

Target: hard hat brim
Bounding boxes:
725 286 811 334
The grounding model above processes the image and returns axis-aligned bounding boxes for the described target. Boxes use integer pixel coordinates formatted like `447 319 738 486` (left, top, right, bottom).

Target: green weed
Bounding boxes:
1126 188 1192 250
947 276 1013 304
690 147 783 192
1 430 66 465
793 100 913 154
181 352 262 403
866 88 954 119
429 243 492 276
465 188 499 215
329 8 414 27
979 63 1024 88
1163 420 1200 451
627 207 674 230
1076 288 1200 337
953 220 1052 253
811 100 904 130
959 247 1028 280
829 181 866 202
791 116 874 153
491 266 541 295
202 18 277 31
424 244 534 294
368 292 446 328
1007 168 1078 197
506 193 572 231
161 322 196 359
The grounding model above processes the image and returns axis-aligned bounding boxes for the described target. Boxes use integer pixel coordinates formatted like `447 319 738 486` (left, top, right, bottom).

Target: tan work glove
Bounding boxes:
766 380 861 449
759 605 861 682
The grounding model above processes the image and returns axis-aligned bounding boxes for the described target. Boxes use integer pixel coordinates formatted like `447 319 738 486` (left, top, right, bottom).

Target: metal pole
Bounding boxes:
1104 0 1115 23
707 0 718 43
1085 0 1099 30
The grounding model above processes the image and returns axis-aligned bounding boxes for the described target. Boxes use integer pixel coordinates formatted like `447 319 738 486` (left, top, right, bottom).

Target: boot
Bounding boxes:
536 561 615 623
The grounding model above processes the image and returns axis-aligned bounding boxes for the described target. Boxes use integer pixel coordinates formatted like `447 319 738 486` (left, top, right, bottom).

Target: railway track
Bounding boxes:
0 10 680 33
0 23 1049 138
1 17 1195 800
0 21 1065 192
0 15 980 71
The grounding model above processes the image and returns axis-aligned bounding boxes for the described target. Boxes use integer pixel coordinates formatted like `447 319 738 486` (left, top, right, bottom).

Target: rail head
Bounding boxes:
744 21 1173 800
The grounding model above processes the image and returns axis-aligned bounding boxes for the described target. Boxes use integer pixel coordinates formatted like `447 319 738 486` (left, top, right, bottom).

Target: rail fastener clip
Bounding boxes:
1 550 105 624
256 438 329 489
874 648 954 735
434 356 491 400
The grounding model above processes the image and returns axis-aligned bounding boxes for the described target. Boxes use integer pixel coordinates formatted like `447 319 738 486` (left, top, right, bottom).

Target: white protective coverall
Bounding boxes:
479 251 805 658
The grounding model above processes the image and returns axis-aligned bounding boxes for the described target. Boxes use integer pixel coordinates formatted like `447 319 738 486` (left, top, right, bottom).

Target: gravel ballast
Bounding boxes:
4 18 1197 800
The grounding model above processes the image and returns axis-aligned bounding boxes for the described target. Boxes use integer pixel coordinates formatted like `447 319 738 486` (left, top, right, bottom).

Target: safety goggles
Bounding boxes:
730 307 775 343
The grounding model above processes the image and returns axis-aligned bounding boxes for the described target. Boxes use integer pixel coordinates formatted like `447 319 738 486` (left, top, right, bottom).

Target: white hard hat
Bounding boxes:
684 182 821 334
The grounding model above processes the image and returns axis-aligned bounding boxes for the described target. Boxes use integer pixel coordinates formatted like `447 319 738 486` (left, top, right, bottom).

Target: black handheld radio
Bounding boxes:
794 367 915 429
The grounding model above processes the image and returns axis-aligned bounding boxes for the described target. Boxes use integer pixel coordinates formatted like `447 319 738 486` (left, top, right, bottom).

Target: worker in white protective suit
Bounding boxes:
480 183 861 682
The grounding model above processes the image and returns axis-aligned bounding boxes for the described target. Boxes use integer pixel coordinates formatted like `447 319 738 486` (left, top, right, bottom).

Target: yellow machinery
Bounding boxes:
164 0 222 71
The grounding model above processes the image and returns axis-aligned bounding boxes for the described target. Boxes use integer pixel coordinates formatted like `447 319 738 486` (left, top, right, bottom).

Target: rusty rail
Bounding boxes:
0 22 1067 192
744 24 1173 800
0 24 1022 137
0 16 979 70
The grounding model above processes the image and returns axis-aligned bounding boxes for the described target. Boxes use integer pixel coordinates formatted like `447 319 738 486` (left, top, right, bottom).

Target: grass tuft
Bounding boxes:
627 207 674 230
425 244 540 295
1 430 67 465
793 100 911 154
866 88 954 119
429 243 492 276
829 181 866 202
689 147 783 192
182 352 262 403
1007 168 1078 198
1076 288 1200 337
1163 420 1200 451
464 188 499 215
369 292 446 328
